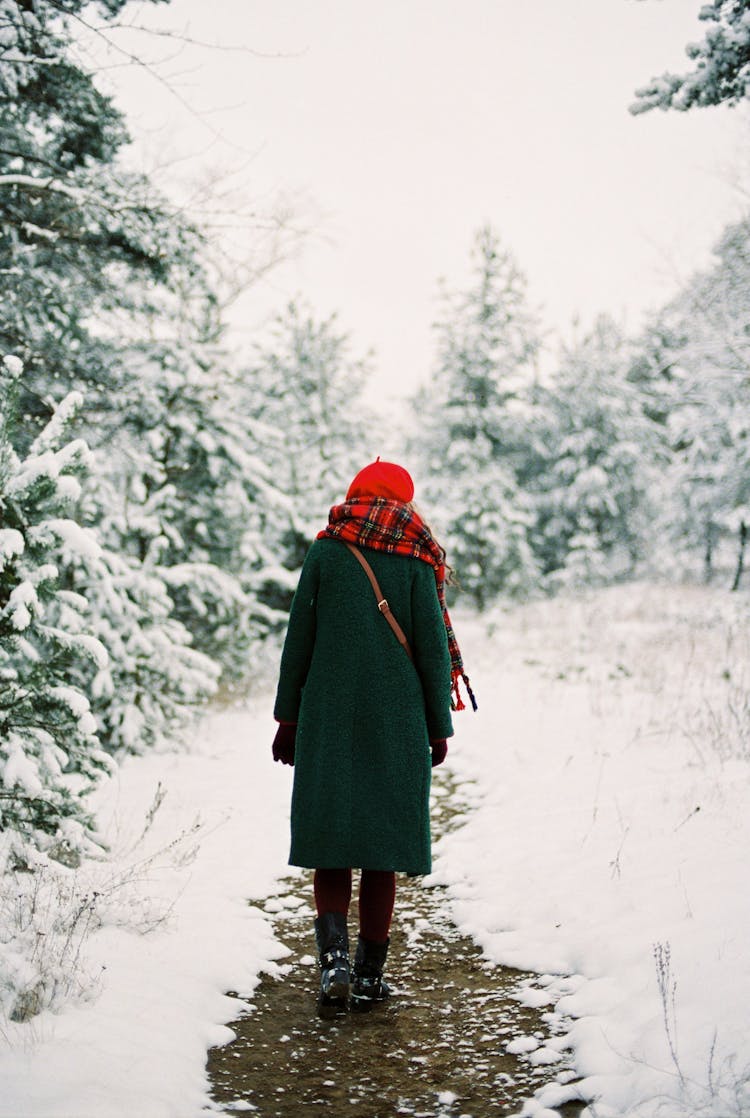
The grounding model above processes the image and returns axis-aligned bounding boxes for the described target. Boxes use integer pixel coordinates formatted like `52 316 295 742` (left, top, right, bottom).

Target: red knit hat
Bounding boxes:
346 457 415 502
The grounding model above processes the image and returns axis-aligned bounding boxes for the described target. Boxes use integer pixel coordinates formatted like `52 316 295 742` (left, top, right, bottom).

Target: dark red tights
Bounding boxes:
314 868 396 944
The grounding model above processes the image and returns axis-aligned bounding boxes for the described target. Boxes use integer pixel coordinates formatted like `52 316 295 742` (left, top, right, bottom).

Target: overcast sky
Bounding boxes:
94 0 748 400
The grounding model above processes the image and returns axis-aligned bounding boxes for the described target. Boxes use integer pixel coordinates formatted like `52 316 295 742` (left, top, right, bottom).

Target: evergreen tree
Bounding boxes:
0 356 111 857
1 351 221 865
643 217 750 586
242 300 374 607
412 226 542 607
59 535 221 756
89 328 293 675
533 316 656 588
1 0 293 677
631 0 750 114
0 0 198 445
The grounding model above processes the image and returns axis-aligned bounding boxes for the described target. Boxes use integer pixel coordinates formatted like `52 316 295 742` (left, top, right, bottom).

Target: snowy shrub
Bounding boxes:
681 618 750 767
0 358 113 855
684 677 750 768
649 941 750 1118
0 781 203 1024
0 840 107 1024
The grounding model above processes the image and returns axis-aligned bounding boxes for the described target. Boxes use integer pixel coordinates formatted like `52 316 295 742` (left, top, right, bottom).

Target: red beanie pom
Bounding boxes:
346 457 415 503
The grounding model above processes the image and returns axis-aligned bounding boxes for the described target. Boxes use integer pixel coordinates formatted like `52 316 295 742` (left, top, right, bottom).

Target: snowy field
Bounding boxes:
437 584 750 1118
1 582 748 1118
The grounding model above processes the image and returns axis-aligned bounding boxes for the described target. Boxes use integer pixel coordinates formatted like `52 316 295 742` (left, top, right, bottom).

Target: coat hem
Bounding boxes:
288 857 431 876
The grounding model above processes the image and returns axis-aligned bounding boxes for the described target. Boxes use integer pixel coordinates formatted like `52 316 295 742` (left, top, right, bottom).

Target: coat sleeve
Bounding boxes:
273 546 320 723
411 563 454 741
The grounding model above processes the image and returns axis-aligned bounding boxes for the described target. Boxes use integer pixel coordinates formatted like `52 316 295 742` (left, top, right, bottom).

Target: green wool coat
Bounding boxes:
274 538 454 875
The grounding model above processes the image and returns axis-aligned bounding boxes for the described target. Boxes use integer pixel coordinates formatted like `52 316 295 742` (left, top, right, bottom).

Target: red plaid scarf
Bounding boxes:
317 497 476 712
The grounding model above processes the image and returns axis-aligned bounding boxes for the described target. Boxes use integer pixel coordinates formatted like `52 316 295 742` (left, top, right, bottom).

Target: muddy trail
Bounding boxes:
206 779 586 1118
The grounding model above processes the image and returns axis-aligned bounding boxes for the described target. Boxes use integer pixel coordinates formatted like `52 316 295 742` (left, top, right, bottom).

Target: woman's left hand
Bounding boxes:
272 722 297 765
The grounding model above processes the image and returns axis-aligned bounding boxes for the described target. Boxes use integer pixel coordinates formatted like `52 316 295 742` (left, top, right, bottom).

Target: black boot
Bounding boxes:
351 935 391 1011
314 912 350 1017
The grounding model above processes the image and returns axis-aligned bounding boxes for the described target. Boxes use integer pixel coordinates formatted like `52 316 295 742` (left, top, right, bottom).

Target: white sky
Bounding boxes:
94 0 748 401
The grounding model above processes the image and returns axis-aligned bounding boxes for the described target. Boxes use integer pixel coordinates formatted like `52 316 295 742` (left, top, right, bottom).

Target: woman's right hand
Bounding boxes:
430 739 448 767
272 722 297 765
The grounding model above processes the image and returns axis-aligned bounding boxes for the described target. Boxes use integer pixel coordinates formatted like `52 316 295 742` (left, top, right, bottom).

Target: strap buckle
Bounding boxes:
377 598 389 613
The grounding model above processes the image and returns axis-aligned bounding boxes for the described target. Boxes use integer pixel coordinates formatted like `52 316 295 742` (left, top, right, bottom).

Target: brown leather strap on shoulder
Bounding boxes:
343 542 414 662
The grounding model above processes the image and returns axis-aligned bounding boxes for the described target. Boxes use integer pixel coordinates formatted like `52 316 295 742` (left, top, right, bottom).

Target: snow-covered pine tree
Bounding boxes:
532 316 655 588
57 531 221 756
0 356 111 858
241 300 374 607
89 326 293 678
0 0 203 449
1 1 295 677
411 226 542 607
642 216 750 587
631 0 750 114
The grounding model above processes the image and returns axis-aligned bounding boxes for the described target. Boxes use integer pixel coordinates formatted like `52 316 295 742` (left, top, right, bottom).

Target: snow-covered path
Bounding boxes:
1 584 748 1118
206 777 583 1117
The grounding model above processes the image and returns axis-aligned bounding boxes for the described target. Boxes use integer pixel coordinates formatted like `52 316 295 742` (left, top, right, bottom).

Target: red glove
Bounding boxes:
430 739 448 767
272 722 297 765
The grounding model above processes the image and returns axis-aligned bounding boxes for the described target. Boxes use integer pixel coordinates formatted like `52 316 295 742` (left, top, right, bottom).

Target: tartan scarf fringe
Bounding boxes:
317 497 476 713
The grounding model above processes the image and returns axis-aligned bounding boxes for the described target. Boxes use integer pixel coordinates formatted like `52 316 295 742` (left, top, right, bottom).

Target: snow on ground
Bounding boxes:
0 701 294 1118
432 583 750 1118
0 582 748 1118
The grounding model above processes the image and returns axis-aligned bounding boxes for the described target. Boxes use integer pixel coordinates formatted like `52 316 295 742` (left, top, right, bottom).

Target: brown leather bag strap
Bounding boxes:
343 542 414 662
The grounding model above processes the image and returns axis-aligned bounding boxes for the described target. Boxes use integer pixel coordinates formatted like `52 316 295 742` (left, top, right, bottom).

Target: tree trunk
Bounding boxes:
730 520 747 592
703 522 715 583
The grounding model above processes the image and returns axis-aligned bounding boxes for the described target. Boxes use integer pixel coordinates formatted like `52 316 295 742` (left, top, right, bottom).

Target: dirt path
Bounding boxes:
206 777 585 1118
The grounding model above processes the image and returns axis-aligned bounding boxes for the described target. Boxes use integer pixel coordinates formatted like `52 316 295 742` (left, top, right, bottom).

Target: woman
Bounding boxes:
272 458 474 1016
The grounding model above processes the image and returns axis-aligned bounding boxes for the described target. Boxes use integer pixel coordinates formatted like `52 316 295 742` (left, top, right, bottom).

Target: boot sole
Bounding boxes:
350 996 375 1014
317 994 348 1019
350 990 390 1013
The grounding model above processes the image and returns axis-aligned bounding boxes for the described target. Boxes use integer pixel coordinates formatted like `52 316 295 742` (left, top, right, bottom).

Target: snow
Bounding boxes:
430 584 750 1117
3 741 44 797
6 451 63 496
508 1036 541 1055
0 527 24 569
0 583 748 1118
48 686 92 720
0 701 291 1118
47 687 98 736
29 394 85 455
51 474 81 504
43 627 109 670
2 579 38 630
2 353 23 377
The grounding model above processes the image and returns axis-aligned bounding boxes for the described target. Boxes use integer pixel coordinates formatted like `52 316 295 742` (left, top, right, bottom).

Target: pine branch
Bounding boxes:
0 173 80 199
